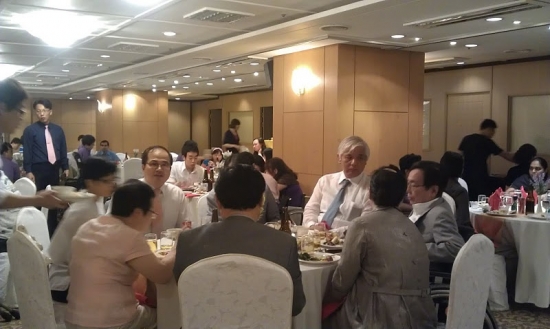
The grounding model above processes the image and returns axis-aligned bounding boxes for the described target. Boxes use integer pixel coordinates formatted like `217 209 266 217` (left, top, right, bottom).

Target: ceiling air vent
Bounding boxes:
108 42 159 53
405 0 546 28
230 84 259 90
184 7 254 23
36 73 69 80
63 61 101 70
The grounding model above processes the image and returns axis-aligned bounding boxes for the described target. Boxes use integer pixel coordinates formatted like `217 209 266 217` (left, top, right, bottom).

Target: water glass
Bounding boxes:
159 231 174 250
478 195 487 206
144 233 157 252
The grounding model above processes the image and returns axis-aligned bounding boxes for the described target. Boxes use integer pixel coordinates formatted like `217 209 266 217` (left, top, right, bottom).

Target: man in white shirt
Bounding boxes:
407 161 464 264
167 142 204 188
303 136 372 230
140 145 190 231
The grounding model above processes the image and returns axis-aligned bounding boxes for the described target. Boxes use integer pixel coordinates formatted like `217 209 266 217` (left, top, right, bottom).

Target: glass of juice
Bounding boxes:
144 233 157 252
159 231 174 250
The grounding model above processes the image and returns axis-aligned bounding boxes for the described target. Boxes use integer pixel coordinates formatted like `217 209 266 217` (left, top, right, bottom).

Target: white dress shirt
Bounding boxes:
48 197 105 291
409 197 440 223
262 173 279 201
167 162 204 187
303 171 372 229
139 179 190 230
458 178 469 192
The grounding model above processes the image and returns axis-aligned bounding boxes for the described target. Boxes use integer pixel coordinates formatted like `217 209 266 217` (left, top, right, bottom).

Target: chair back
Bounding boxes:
446 234 494 329
442 192 456 215
116 153 126 162
197 194 210 226
14 177 36 196
178 254 293 329
41 185 52 219
67 152 79 177
7 231 56 329
170 152 179 162
16 207 50 251
287 206 303 225
122 158 144 181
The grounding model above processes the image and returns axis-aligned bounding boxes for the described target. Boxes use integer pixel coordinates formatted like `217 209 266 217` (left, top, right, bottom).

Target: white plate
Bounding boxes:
58 192 95 203
486 211 516 217
320 243 344 250
527 214 548 220
299 252 340 265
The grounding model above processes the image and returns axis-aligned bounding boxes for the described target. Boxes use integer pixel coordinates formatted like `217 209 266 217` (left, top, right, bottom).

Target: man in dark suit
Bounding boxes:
173 164 306 316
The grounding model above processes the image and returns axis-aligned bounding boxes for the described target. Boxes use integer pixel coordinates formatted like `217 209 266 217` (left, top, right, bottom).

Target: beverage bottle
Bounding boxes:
279 207 292 234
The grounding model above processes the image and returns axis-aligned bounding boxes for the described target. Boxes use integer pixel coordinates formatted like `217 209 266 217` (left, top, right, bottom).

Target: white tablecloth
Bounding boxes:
470 210 550 307
156 263 335 329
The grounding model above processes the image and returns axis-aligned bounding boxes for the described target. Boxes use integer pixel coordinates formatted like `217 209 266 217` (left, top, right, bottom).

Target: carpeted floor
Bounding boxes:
1 304 549 328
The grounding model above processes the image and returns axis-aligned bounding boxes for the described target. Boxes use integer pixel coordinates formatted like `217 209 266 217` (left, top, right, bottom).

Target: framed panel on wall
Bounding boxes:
423 100 431 151
229 111 253 147
509 95 550 155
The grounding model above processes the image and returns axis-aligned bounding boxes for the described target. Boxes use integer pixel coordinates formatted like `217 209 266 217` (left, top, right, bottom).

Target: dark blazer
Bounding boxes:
414 198 465 263
445 179 475 241
205 186 280 223
173 216 306 316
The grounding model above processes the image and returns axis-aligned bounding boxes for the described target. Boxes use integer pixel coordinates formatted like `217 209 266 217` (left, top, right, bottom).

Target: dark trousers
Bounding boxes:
33 162 60 237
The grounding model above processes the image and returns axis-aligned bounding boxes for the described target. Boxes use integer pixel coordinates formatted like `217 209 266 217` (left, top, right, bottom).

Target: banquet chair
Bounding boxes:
171 152 179 162
430 234 497 329
7 231 57 329
197 194 210 225
116 152 126 162
178 254 293 329
16 207 50 252
13 178 36 196
67 153 79 178
122 158 144 181
41 185 52 220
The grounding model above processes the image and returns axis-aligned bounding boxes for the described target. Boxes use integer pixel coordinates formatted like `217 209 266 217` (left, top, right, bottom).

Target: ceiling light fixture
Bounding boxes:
36 79 42 82
320 25 349 32
175 98 181 100
222 77 226 81
172 86 176 88
123 85 126 87
486 17 502 22
62 69 70 72
253 72 259 76
213 69 221 72
183 74 191 78
152 88 156 92
12 10 104 48
97 64 103 67
163 31 176 37
513 20 521 24
183 86 189 89
465 44 478 48
0 64 31 80
231 70 236 74
100 55 110 58
158 79 165 82
152 84 156 87
195 82 199 85
450 41 457 46
174 80 178 84
87 96 91 99
234 78 242 82
69 97 73 100
414 37 422 42
207 82 213 86
391 34 405 39
457 62 465 65
250 62 259 66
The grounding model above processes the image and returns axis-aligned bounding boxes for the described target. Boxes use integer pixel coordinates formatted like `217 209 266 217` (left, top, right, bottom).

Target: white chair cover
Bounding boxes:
116 153 126 162
446 234 494 329
41 185 52 219
121 158 143 182
442 192 456 215
14 177 36 196
488 254 509 311
197 194 209 225
67 153 79 177
178 254 293 329
171 152 179 162
7 231 57 329
16 207 50 252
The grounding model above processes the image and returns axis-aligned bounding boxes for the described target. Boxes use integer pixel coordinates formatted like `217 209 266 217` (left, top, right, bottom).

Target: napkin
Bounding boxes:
488 190 501 211
520 186 528 199
533 190 539 204
322 300 345 320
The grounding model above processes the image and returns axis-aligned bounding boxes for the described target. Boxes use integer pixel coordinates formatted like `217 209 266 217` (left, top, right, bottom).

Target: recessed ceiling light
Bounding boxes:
36 79 42 82
253 72 259 76
450 41 457 46
163 31 176 37
213 69 221 72
198 76 202 79
465 44 478 48
234 78 242 82
183 86 189 89
100 55 110 58
97 63 103 67
391 34 405 39
152 88 156 92
69 97 72 100
250 62 259 66
222 77 226 81
172 86 176 88
174 80 178 84
513 20 521 25
457 62 465 65
414 37 422 42
195 82 199 85
163 90 167 91
62 69 69 72
158 79 165 82
207 82 213 86
87 96 90 99
175 98 180 100
486 17 502 22
123 85 126 87
152 84 156 87
183 74 191 78
231 70 236 74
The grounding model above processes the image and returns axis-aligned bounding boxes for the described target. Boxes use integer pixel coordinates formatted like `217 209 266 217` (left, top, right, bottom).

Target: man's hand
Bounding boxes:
26 172 35 182
35 190 68 209
63 170 70 179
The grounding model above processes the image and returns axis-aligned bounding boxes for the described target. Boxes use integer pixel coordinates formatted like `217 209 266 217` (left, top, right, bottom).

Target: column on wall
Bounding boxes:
273 44 424 195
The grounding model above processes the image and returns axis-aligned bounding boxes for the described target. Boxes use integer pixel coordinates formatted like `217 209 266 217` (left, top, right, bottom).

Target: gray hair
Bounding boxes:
337 136 370 158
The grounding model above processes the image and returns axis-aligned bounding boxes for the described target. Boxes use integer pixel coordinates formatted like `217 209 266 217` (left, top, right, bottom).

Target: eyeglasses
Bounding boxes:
35 109 51 114
146 161 171 169
407 182 425 189
98 178 116 185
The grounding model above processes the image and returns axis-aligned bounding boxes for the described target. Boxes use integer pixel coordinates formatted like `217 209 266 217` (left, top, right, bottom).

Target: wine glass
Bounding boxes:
144 233 157 252
478 195 487 207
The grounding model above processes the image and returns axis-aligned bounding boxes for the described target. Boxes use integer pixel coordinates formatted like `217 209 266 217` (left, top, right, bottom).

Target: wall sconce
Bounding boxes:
97 100 112 113
291 66 320 96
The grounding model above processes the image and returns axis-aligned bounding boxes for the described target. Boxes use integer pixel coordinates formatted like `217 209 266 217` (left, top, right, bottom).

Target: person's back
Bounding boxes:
459 133 496 179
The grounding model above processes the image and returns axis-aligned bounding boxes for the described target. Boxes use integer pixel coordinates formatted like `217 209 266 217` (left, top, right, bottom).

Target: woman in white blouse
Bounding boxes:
48 157 118 304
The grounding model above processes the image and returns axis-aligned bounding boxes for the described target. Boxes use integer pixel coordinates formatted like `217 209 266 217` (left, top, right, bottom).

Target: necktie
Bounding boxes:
150 189 164 236
45 125 57 165
322 179 351 228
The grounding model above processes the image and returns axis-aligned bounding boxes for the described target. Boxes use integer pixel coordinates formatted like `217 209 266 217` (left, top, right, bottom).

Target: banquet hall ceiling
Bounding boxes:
1 0 549 100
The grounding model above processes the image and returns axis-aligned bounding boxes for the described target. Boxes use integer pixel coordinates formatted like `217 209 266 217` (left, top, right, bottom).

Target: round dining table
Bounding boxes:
470 209 550 307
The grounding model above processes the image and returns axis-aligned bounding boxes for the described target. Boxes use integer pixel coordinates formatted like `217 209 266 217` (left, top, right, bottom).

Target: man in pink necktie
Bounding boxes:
22 99 70 237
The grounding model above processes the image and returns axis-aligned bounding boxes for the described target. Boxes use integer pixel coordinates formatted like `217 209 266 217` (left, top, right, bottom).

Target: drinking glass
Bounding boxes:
500 195 513 214
478 195 488 206
144 233 157 252
301 236 315 253
159 231 174 250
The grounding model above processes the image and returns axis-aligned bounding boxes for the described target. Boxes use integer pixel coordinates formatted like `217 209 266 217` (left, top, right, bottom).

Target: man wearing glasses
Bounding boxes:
22 98 69 236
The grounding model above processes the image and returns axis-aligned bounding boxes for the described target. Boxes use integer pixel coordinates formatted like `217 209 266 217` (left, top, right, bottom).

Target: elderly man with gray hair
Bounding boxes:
303 136 372 230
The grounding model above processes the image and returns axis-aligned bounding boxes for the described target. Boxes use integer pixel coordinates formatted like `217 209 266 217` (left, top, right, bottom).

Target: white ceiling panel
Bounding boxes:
221 0 363 13
57 48 160 64
0 27 49 45
5 0 163 17
0 43 61 57
0 54 47 66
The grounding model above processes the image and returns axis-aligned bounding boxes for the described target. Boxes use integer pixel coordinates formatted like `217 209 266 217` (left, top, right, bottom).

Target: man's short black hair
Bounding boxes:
0 78 28 112
111 180 155 217
100 140 110 146
10 137 21 145
229 118 240 128
1 142 12 155
182 142 199 157
409 161 446 197
215 164 265 211
480 119 497 130
32 98 53 110
399 153 422 173
369 167 407 207
141 145 173 166
440 151 464 179
230 152 255 167
78 135 84 142
252 154 265 172
81 135 95 147
81 157 117 181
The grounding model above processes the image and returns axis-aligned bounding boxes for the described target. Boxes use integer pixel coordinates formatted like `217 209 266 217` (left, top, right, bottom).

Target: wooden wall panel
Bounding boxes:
282 111 324 176
408 52 424 154
354 111 409 173
168 101 191 153
122 121 159 155
297 173 322 197
273 56 285 157
191 99 221 152
355 48 410 113
157 94 169 148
